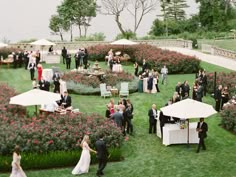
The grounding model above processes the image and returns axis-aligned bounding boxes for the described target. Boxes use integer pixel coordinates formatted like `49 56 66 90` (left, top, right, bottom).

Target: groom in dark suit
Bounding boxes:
196 118 208 153
95 133 109 177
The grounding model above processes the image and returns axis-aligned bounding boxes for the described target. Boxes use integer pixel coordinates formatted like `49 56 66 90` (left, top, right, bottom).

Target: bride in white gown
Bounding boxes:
10 145 27 177
72 135 97 175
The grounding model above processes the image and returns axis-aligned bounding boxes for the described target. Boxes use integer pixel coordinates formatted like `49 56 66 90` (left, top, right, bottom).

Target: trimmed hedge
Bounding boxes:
0 148 122 172
87 44 200 74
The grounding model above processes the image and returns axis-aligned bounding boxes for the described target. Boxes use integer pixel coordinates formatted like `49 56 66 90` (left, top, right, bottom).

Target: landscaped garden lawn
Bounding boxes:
0 58 236 177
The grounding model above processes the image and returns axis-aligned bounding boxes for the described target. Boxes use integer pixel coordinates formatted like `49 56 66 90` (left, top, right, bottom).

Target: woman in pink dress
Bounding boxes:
10 145 27 177
37 64 43 81
109 98 115 115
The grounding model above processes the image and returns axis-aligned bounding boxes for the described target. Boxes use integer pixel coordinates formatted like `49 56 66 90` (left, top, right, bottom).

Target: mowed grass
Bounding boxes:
0 58 236 177
198 39 236 52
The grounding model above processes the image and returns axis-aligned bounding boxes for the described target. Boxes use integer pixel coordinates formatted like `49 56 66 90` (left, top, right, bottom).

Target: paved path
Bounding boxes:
160 47 236 71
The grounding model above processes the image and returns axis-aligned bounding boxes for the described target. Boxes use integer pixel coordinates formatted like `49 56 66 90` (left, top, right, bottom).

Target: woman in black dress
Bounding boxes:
147 73 153 94
134 61 139 76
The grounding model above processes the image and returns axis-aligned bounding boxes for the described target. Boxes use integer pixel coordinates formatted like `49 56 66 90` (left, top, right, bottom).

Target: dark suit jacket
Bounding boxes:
148 109 157 124
197 122 208 138
95 139 109 160
62 95 71 108
215 89 222 101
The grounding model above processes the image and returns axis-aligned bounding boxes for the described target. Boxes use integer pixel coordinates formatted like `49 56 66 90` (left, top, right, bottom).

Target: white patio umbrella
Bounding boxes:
110 39 138 45
30 39 56 62
160 98 217 145
9 89 61 115
0 42 8 47
30 39 56 46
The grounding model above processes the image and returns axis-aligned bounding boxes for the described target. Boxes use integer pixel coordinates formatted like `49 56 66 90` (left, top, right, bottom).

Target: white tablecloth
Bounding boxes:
60 80 67 94
162 122 199 146
112 64 123 73
42 69 53 82
143 78 157 93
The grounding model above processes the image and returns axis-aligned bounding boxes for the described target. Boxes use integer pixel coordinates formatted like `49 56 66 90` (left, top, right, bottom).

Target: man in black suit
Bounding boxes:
61 46 67 64
148 104 157 134
95 133 109 177
215 85 222 112
61 91 71 108
201 71 208 96
39 78 47 91
196 118 208 153
142 59 148 73
52 71 60 93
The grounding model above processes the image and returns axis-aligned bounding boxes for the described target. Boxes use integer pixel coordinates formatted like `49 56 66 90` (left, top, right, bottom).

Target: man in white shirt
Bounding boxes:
161 65 168 85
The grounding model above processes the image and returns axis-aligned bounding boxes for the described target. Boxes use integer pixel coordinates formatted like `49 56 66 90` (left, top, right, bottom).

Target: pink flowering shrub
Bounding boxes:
0 112 123 155
221 104 236 132
87 44 200 74
206 72 236 95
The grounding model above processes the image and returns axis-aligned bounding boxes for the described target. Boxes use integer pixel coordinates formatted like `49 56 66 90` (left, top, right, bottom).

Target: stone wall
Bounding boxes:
212 47 236 61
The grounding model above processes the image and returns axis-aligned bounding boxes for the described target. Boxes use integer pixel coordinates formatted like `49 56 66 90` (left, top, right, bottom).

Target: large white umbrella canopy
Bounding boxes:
160 98 217 119
30 39 56 46
160 98 217 145
10 89 61 106
110 39 138 45
0 42 8 47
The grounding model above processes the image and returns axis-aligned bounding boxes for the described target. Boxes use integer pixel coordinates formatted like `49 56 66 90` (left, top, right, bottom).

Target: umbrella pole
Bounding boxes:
187 119 190 148
35 105 38 117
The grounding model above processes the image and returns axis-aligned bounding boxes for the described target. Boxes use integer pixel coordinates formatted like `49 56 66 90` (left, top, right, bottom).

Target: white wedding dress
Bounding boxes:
72 141 91 175
10 153 27 177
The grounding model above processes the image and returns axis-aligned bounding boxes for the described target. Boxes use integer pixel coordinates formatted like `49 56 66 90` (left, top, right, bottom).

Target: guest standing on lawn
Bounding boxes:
27 58 36 80
215 85 222 112
148 104 157 134
72 135 96 175
66 52 71 69
134 61 139 76
196 118 208 153
37 64 43 81
10 145 27 177
61 46 67 64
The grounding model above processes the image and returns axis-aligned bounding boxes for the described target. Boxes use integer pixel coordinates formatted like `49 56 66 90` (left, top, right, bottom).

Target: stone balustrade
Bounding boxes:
8 39 192 52
212 47 236 61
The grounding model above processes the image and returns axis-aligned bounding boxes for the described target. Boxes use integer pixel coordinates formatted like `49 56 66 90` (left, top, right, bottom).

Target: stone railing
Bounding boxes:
8 39 192 51
212 47 236 61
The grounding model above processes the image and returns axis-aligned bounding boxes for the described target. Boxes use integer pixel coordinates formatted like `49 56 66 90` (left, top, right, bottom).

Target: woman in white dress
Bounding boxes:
10 145 27 177
72 135 97 175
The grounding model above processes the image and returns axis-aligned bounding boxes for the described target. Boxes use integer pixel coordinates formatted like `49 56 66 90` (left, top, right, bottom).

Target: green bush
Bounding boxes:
0 148 122 172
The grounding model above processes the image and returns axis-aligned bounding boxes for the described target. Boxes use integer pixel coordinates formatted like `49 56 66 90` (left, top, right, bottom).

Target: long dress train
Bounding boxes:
10 153 27 177
72 142 91 175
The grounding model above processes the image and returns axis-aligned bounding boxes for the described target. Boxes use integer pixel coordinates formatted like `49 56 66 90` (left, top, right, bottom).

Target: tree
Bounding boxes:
57 0 97 41
127 0 158 33
49 15 69 41
166 0 189 21
101 0 129 36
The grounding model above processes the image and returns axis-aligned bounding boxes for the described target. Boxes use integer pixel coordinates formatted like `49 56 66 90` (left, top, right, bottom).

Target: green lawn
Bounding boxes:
198 39 236 52
0 59 236 177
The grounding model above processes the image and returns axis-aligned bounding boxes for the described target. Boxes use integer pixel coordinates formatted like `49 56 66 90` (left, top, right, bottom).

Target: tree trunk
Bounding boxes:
115 14 126 36
70 24 73 42
78 25 82 38
60 32 64 41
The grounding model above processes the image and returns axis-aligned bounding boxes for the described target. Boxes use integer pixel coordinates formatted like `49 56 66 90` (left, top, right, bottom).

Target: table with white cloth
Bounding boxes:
143 78 157 93
162 122 199 146
60 80 67 94
42 69 53 82
112 64 123 73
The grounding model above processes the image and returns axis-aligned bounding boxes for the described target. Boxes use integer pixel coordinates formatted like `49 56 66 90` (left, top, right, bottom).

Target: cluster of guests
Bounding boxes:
105 49 122 71
214 84 229 111
105 98 134 136
138 59 168 93
61 47 89 70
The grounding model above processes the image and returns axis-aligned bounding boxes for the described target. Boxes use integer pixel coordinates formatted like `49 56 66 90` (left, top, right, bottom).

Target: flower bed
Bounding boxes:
62 70 138 95
206 72 236 95
0 84 124 171
87 44 200 74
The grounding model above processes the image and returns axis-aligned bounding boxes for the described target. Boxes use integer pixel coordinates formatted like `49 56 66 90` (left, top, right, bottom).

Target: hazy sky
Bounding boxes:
0 0 199 43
